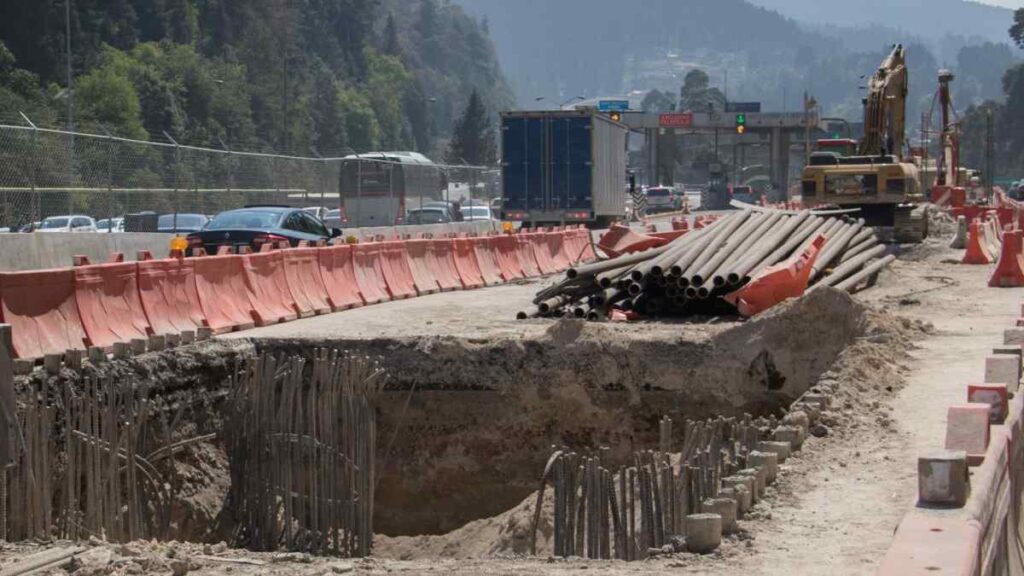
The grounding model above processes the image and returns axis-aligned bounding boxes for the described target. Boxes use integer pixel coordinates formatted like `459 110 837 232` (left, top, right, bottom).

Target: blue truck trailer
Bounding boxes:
500 110 628 228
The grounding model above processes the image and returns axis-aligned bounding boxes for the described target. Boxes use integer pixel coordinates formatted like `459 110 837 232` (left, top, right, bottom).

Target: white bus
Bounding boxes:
338 152 448 227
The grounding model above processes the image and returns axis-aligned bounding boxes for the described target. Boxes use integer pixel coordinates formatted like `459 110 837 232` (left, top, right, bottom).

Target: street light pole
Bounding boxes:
66 0 75 214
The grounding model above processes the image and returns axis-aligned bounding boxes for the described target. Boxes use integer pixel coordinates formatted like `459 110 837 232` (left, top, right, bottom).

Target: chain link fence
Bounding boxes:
0 121 499 231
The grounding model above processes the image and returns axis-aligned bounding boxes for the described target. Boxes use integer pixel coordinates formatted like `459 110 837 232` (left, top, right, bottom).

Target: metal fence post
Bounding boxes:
18 113 39 226
0 324 11 543
163 131 180 230
98 124 115 231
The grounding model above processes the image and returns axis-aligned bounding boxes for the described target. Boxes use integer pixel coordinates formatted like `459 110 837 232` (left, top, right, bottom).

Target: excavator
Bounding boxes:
801 44 928 243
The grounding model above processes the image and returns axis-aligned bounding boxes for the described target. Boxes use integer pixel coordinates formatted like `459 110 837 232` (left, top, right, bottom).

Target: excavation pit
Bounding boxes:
228 281 868 536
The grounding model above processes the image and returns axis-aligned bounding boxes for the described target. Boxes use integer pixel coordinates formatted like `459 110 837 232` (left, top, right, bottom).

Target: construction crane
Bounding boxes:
801 44 928 243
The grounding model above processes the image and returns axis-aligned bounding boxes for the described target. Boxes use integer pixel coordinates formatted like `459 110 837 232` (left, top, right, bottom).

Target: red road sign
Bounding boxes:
659 113 693 128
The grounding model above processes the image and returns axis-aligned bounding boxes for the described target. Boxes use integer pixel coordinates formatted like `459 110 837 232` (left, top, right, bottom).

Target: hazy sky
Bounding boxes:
978 0 1023 7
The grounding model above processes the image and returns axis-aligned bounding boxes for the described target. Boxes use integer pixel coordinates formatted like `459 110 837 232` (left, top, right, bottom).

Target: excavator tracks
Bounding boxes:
893 204 929 244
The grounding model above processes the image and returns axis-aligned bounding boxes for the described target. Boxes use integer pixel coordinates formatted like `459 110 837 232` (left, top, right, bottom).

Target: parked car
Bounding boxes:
645 186 680 213
323 209 343 229
302 206 330 220
422 201 464 222
158 213 209 234
462 206 495 221
18 221 40 233
406 207 452 225
37 215 98 233
186 207 341 254
96 217 125 233
729 185 763 205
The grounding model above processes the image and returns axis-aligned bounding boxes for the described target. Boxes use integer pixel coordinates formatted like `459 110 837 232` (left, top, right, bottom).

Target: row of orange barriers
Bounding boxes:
0 227 597 360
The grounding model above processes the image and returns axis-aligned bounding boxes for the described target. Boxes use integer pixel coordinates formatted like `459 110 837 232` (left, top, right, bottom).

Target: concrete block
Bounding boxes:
684 513 722 553
1004 327 1024 346
702 498 738 534
148 335 166 352
738 467 766 501
968 383 1009 424
64 348 83 372
748 451 779 484
180 330 196 345
720 476 755 513
43 354 62 374
197 327 213 341
985 355 1021 393
944 404 991 466
130 339 148 355
993 344 1022 365
87 346 106 364
774 425 805 450
782 410 810 434
917 450 969 506
113 342 131 360
757 440 792 463
801 393 830 411
165 333 181 348
12 359 34 375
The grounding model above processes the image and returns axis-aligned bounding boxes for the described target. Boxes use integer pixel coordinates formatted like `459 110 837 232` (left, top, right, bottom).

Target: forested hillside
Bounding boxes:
461 0 1018 124
0 0 513 157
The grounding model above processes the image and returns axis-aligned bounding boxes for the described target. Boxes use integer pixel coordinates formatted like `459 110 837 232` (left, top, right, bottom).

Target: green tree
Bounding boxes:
641 89 675 112
679 69 725 113
1011 8 1024 49
382 11 401 56
74 48 146 139
446 89 495 165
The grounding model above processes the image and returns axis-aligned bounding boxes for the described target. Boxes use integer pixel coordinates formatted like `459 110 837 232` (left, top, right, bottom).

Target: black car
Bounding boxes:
186 206 341 254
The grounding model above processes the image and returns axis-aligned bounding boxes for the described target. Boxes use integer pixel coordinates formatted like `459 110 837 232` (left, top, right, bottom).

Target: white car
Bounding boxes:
96 217 124 233
37 215 98 233
463 206 495 221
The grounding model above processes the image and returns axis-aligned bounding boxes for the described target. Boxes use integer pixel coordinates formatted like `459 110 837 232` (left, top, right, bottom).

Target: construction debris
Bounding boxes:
522 208 894 320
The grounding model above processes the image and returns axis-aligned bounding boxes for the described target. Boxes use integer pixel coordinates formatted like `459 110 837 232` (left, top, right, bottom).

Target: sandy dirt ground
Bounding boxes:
2 230 1014 575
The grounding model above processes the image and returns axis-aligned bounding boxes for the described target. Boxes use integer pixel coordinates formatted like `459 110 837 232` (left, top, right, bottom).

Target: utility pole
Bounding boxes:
985 109 994 199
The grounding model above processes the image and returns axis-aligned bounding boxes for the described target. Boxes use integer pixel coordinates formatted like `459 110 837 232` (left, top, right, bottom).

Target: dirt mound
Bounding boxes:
375 490 555 560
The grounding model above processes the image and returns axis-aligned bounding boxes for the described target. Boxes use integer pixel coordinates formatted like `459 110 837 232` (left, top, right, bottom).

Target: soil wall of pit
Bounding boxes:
252 288 867 536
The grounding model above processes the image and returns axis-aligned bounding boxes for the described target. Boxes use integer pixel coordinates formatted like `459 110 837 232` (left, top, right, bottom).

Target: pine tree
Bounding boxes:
446 89 495 166
383 11 401 56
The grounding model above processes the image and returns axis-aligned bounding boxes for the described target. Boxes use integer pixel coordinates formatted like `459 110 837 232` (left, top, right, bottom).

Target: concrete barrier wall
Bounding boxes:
0 233 176 271
0 222 505 272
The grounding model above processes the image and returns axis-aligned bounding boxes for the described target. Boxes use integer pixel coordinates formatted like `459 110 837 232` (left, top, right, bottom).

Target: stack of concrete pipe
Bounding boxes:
520 208 892 320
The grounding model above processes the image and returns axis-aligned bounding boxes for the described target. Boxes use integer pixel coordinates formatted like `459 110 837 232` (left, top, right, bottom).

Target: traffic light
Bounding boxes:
735 113 746 134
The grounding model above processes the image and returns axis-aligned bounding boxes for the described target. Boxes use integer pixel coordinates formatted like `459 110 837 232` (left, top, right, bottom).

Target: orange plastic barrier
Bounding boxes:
193 253 257 334
352 243 391 304
378 241 418 299
137 257 207 336
471 237 504 286
672 218 689 232
598 225 671 258
318 245 365 310
0 269 87 359
963 219 994 265
515 234 543 277
989 229 1024 287
282 247 333 316
492 235 525 281
403 239 442 295
452 238 485 288
243 250 299 326
74 261 152 349
545 232 572 272
527 233 559 275
575 228 598 263
428 239 465 291
724 235 826 317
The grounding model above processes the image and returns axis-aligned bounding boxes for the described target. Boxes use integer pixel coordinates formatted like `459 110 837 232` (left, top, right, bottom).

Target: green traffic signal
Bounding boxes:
735 113 746 126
